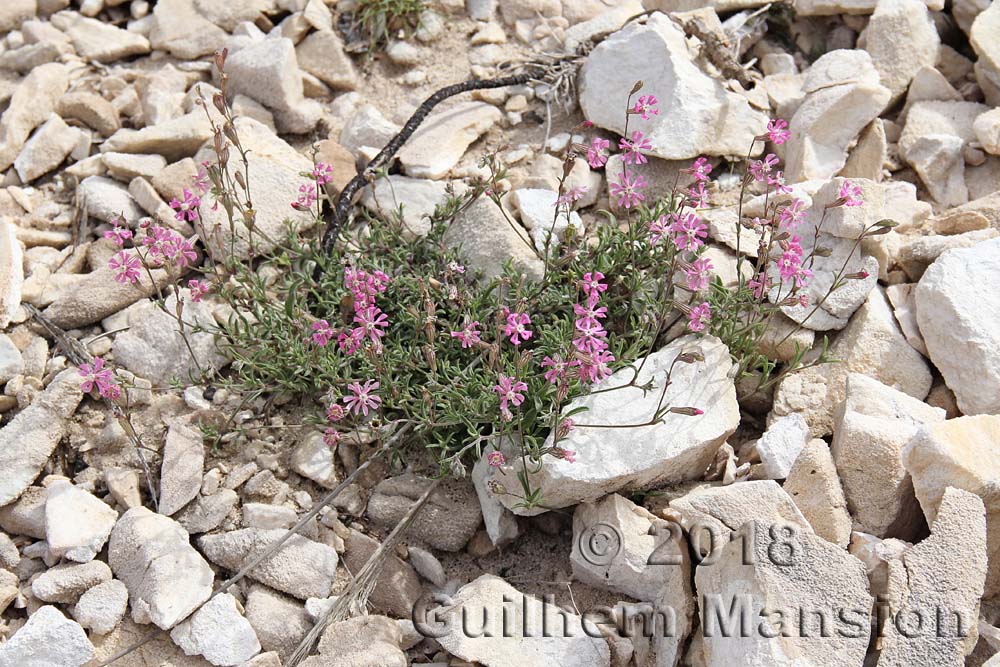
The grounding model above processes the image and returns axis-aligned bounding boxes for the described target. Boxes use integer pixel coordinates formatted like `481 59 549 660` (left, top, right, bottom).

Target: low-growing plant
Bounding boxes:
78 53 885 512
354 0 426 51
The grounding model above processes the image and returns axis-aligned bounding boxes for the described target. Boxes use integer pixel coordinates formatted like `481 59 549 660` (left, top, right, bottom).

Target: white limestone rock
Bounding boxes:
783 439 852 547
49 10 150 62
0 605 94 667
857 0 939 103
108 507 214 629
158 420 206 516
770 286 932 437
290 431 339 489
72 579 128 635
831 374 945 539
784 50 891 182
0 370 83 507
695 520 871 666
113 289 230 386
0 218 22 330
32 560 112 604
669 480 813 545
0 63 68 172
198 528 339 600
899 101 989 207
398 101 502 179
754 413 810 480
488 335 739 514
902 415 1000 598
510 188 585 253
914 237 1000 415
432 575 611 667
14 113 82 183
875 488 987 665
361 175 451 238
579 14 767 160
170 593 262 666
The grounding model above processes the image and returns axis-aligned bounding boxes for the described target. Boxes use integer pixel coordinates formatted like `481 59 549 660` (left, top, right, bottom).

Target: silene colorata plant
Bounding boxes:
77 51 891 513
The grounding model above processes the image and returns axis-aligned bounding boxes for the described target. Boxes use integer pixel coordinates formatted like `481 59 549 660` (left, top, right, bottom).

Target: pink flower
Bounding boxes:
572 323 609 354
337 329 364 355
327 403 345 422
169 188 201 222
503 311 532 346
610 169 647 209
323 428 340 447
192 166 210 195
352 305 389 343
838 180 864 207
748 272 769 299
767 171 792 195
450 321 482 348
494 374 527 412
618 131 652 166
108 251 141 284
767 118 791 145
670 213 707 252
541 355 570 384
447 261 465 274
687 181 711 209
343 379 382 416
103 221 133 247
173 238 198 269
312 162 333 186
311 319 334 347
187 279 210 302
649 214 669 246
633 94 659 120
686 157 713 182
685 257 714 291
581 271 607 297
486 451 506 467
102 383 121 401
688 302 711 333
749 154 780 182
779 198 806 229
573 301 608 329
79 357 115 395
561 449 577 463
555 186 588 206
586 137 610 169
577 348 615 384
293 183 317 211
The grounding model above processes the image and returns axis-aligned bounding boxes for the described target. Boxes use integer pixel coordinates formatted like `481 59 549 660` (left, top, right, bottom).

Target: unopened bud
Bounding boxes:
670 406 704 416
813 246 833 257
630 80 644 95
214 48 228 72
845 270 870 280
487 480 507 495
212 92 226 115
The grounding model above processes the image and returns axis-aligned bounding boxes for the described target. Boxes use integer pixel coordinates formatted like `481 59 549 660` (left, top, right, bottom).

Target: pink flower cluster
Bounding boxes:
107 222 198 284
292 162 334 211
584 92 660 210
310 267 391 353
539 271 616 387
776 234 813 289
79 357 121 400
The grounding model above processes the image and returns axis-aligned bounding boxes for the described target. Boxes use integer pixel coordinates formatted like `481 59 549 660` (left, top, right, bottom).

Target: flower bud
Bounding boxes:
676 351 704 364
813 246 833 257
213 92 226 115
629 80 644 95
214 48 228 72
487 480 507 495
845 270 870 280
669 406 704 416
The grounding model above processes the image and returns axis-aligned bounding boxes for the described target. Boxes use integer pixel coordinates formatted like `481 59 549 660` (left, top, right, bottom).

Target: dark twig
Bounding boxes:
320 72 536 253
